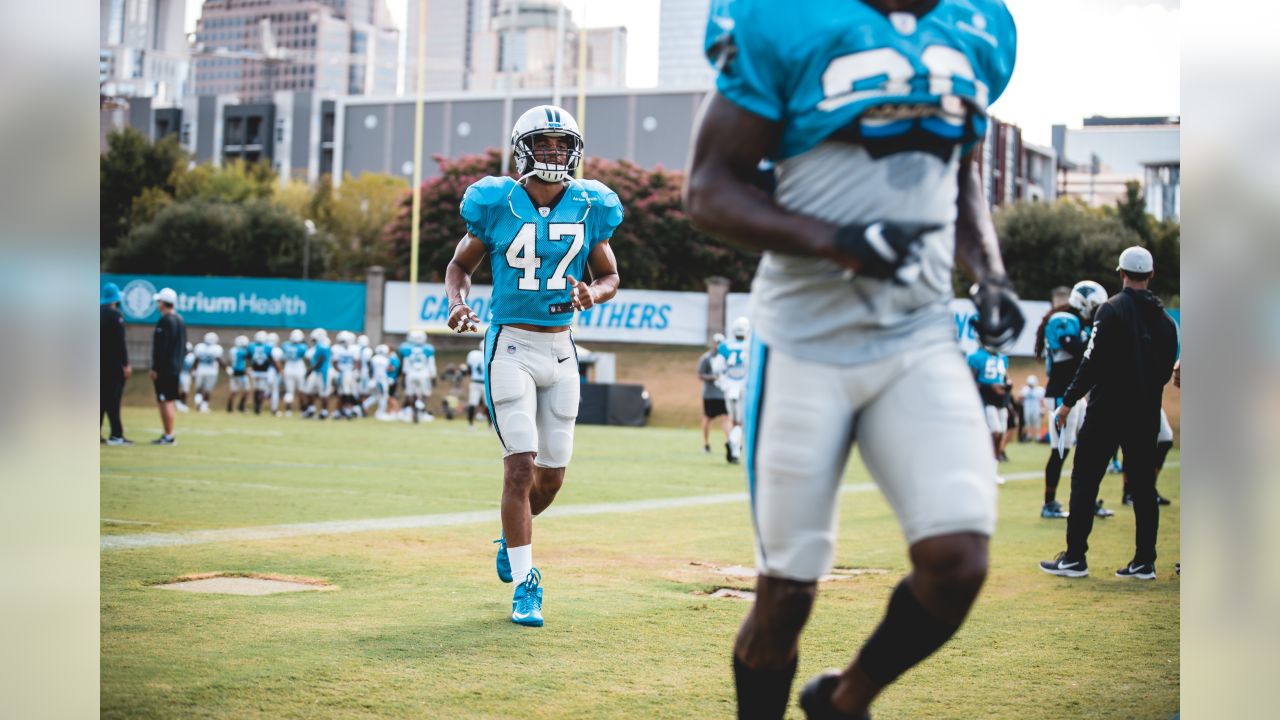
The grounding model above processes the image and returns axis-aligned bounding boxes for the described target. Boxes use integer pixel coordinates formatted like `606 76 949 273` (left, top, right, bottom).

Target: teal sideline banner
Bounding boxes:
101 274 366 330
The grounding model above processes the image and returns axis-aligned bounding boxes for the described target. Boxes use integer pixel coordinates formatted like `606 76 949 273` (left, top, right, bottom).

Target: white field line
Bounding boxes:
100 464 1178 553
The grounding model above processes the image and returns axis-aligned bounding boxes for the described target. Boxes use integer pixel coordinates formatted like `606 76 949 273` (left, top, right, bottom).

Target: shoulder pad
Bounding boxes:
577 179 624 234
461 176 517 239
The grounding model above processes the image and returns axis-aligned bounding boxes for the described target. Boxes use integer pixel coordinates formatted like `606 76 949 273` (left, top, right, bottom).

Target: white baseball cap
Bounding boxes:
153 287 178 306
1117 246 1154 273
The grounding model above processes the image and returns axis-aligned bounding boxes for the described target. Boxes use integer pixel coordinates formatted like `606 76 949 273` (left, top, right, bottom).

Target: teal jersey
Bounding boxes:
230 346 249 373
282 342 308 363
387 354 401 381
707 0 1016 160
717 339 749 382
461 176 624 327
399 342 435 373
967 347 1008 386
310 344 331 380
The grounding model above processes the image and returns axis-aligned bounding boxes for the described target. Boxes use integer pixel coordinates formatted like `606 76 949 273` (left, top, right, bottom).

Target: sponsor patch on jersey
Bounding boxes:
548 302 574 315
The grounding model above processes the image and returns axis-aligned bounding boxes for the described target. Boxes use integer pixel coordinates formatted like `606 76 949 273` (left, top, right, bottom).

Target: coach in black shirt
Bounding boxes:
1041 247 1179 580
149 287 186 445
101 283 133 444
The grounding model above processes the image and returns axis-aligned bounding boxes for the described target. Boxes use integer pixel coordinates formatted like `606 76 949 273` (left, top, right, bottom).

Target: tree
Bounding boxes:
991 199 1143 300
107 199 326 278
100 127 187 251
1109 180 1181 302
172 159 277 203
381 151 759 290
318 172 409 279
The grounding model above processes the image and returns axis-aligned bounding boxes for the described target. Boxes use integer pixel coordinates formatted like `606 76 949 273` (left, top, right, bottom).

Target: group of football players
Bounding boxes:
175 328 490 427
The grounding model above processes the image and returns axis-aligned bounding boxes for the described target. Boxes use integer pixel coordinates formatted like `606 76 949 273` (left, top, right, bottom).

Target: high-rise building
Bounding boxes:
403 0 499 93
100 0 190 104
468 0 626 92
191 0 399 102
657 0 713 90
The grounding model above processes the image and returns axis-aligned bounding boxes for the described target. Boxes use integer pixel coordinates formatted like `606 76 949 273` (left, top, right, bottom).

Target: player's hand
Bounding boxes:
148 370 157 381
969 275 1025 351
122 365 132 380
225 366 233 376
1053 404 1071 431
565 275 595 311
448 302 480 333
832 221 941 285
1173 359 1180 388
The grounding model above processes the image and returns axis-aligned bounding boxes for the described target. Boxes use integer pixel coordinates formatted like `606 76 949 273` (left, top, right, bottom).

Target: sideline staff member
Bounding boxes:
1041 247 1179 579
101 283 133 445
698 333 730 454
150 287 186 445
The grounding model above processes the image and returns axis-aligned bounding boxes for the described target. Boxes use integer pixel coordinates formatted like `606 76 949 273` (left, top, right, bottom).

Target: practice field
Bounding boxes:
101 408 1179 719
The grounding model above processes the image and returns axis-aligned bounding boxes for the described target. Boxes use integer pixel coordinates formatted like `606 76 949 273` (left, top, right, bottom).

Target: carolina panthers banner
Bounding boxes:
101 274 366 330
383 282 709 345
725 292 1051 357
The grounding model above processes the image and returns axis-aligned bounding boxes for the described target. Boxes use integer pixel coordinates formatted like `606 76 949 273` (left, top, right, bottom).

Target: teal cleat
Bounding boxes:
494 533 512 583
511 568 544 627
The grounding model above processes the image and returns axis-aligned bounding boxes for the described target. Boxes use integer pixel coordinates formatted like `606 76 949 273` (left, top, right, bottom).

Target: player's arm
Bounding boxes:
566 240 619 311
445 233 487 333
956 148 1025 349
684 94 843 264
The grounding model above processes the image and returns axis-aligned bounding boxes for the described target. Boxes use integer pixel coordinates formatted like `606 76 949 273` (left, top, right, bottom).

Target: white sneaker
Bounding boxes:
994 475 1007 485
176 401 189 413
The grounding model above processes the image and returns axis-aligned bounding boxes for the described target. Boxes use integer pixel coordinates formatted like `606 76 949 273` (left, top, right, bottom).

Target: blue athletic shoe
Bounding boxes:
511 568 544 627
494 533 512 583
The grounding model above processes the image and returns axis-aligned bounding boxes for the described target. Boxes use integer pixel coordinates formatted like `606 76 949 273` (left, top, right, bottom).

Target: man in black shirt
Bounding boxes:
1041 247 1180 580
100 283 133 445
149 287 186 445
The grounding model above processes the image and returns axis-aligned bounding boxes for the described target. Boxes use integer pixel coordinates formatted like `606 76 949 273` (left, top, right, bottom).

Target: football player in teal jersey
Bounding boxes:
444 104 623 628
686 1 1021 716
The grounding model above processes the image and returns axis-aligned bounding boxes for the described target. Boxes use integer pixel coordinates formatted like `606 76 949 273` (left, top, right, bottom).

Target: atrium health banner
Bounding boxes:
383 282 708 345
725 292 1051 358
102 274 366 330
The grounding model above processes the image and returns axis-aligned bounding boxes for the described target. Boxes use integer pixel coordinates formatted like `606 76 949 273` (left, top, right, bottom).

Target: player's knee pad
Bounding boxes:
536 379 579 468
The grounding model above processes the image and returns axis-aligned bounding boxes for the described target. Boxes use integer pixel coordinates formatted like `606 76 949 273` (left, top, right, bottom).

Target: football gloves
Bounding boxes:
834 221 941 285
970 275 1025 351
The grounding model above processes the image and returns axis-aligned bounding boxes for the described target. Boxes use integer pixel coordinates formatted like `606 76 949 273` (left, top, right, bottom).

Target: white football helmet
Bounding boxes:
357 334 369 347
511 105 583 183
253 330 268 343
310 328 327 342
731 317 750 340
711 332 726 345
290 329 304 343
204 332 218 345
337 330 353 345
234 335 249 348
267 332 279 346
408 330 426 344
1068 281 1108 321
375 344 389 356
1026 375 1039 387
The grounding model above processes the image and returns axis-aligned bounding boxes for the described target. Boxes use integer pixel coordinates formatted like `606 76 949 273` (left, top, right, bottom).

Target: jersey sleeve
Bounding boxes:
581 180 624 245
460 176 512 250
705 0 789 121
974 0 1018 105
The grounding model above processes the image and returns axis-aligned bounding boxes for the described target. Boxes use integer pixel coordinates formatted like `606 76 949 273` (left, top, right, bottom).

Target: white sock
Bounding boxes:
729 425 744 458
508 544 533 584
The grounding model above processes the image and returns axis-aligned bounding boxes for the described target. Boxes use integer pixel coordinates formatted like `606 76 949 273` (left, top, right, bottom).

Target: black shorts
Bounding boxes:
153 374 180 402
703 397 727 418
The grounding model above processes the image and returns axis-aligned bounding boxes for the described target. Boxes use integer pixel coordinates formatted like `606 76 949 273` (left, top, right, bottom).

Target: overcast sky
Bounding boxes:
189 0 1179 145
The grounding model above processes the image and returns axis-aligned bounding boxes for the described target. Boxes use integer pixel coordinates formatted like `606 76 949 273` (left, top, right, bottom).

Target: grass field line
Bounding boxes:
104 462 1170 553
101 472 423 501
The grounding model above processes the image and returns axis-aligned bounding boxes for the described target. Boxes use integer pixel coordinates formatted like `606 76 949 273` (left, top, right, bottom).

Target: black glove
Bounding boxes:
969 276 1025 351
833 221 941 285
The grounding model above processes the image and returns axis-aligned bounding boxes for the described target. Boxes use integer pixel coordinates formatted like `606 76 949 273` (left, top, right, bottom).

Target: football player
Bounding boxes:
714 318 751 464
444 104 623 627
1020 374 1045 442
368 344 394 420
248 330 277 415
177 342 194 412
191 332 225 412
465 340 489 428
303 328 332 419
227 335 251 413
967 339 1009 481
1034 280 1106 518
281 329 309 416
685 2 1021 716
400 330 438 423
266 332 284 415
355 334 373 417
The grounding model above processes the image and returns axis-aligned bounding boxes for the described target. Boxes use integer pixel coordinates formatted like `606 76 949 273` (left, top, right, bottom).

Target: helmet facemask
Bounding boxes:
513 129 583 183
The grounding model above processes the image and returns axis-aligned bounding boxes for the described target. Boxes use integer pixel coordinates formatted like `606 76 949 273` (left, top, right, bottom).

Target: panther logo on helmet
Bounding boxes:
511 105 583 183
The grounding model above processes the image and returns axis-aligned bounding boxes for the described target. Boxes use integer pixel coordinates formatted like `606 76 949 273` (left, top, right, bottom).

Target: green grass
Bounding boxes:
102 408 1179 719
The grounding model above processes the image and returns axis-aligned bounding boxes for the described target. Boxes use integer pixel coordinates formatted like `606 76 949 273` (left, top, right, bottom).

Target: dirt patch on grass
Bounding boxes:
151 572 337 596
